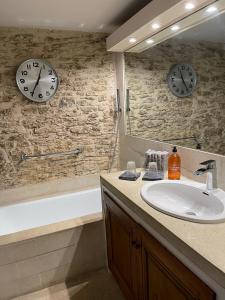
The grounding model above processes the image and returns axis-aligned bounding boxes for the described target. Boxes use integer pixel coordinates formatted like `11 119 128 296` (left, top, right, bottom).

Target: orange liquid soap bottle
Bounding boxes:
168 146 181 180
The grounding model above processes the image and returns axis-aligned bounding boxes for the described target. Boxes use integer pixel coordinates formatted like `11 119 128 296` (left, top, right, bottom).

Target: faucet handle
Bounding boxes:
200 160 216 169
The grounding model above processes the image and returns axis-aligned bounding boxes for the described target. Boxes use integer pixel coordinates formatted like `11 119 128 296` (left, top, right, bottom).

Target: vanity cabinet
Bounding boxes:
103 190 216 300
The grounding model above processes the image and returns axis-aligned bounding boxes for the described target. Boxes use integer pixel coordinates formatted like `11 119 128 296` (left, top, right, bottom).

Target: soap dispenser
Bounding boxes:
168 146 181 180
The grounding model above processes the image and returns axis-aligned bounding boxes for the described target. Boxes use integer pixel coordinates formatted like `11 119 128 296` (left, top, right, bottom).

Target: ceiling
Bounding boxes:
177 11 225 43
0 0 151 33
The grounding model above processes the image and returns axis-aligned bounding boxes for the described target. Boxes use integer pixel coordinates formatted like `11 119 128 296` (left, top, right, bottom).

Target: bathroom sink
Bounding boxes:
141 180 225 223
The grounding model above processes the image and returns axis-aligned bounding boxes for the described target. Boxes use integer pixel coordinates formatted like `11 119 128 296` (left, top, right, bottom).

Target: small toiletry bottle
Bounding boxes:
168 146 181 180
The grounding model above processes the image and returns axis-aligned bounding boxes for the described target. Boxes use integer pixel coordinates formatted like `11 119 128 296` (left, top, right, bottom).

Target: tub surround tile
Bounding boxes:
18 274 42 297
0 239 37 266
0 220 106 299
0 174 100 207
0 212 102 246
40 264 71 289
35 227 82 255
0 280 20 300
0 262 19 284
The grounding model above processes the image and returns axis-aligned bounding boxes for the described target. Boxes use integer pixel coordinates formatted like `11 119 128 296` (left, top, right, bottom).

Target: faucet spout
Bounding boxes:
194 168 208 176
194 160 218 190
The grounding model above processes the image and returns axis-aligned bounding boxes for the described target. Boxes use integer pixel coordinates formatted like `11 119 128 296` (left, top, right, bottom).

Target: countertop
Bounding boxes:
101 170 225 290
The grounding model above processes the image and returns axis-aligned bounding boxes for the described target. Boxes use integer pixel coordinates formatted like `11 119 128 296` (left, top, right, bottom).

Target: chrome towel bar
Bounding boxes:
20 147 84 161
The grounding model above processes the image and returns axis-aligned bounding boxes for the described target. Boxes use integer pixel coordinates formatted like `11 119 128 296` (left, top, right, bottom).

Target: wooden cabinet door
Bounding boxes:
140 229 216 300
103 191 140 300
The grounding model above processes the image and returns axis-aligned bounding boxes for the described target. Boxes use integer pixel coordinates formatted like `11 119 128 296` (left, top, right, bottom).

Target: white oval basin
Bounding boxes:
141 180 225 223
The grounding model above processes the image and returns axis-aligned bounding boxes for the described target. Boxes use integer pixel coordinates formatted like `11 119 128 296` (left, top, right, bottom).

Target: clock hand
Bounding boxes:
179 69 188 91
31 67 42 96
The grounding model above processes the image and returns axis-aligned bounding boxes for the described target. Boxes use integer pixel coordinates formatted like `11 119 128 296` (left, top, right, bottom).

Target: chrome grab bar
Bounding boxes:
20 147 84 161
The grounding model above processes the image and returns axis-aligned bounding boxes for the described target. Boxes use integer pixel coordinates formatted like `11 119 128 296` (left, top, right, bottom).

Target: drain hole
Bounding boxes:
186 211 197 216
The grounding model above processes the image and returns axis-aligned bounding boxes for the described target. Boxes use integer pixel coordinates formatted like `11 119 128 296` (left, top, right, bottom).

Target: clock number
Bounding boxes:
33 62 39 67
189 84 193 89
39 94 43 99
46 91 50 96
48 70 53 75
21 71 28 76
43 64 46 70
27 64 31 70
20 79 25 84
182 65 185 70
51 77 56 82
24 87 29 91
50 85 54 90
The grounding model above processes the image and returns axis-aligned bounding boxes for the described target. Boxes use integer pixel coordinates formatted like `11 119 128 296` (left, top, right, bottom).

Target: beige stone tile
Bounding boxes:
0 261 19 284
0 280 20 299
18 274 42 296
0 239 37 266
0 245 12 266
35 227 82 255
17 256 41 278
40 264 70 288
17 245 77 278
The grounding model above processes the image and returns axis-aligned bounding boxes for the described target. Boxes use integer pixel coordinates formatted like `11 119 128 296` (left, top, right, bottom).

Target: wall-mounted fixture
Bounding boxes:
106 0 217 52
126 89 130 112
20 147 83 162
161 136 202 149
16 59 59 102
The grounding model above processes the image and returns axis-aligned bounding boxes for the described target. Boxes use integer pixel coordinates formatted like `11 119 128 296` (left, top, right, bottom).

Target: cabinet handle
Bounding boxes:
131 240 136 246
135 242 141 249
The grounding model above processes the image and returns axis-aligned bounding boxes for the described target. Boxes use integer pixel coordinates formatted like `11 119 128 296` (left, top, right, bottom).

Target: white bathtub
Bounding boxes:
0 187 102 236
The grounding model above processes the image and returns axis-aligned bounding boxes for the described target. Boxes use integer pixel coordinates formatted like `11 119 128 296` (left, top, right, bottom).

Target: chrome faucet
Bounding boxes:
194 160 218 190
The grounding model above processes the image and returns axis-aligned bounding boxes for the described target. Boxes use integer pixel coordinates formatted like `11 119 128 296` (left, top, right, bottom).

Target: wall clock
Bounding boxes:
16 59 59 102
167 64 197 98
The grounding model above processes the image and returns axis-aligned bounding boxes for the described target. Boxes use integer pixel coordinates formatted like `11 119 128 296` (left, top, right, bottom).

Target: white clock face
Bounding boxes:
16 59 59 102
167 64 197 98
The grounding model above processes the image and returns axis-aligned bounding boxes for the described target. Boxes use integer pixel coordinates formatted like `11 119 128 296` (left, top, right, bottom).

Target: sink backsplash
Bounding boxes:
120 136 225 191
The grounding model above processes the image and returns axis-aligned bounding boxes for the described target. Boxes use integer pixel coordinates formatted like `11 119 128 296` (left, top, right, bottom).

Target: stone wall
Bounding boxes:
125 39 225 155
0 27 119 190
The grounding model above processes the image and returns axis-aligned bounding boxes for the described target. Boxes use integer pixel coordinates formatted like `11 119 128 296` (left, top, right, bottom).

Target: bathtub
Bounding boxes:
0 187 102 236
0 186 106 299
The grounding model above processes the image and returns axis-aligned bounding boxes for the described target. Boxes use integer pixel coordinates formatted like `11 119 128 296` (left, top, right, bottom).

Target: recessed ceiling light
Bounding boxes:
206 6 218 13
129 37 137 44
146 39 154 44
152 23 160 30
171 25 180 31
185 3 195 10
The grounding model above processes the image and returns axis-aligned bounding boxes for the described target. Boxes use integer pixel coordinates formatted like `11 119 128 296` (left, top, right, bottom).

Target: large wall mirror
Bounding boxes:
125 1 225 156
